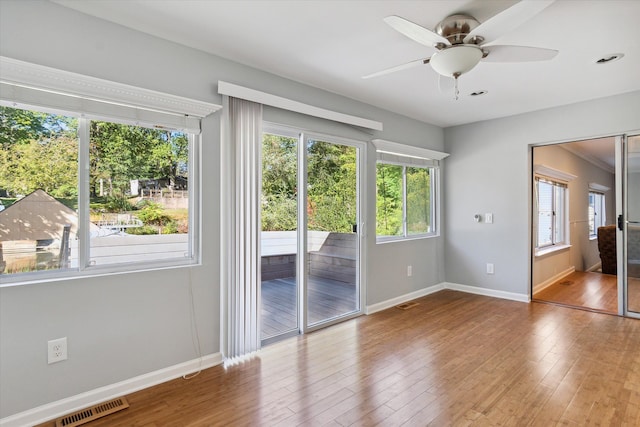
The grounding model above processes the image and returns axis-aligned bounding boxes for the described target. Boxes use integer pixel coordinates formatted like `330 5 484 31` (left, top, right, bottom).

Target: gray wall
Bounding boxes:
444 91 640 296
0 0 444 417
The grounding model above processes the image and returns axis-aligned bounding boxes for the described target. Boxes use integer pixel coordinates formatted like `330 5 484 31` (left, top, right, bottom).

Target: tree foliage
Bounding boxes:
307 140 356 233
261 135 358 232
0 106 188 200
376 163 403 236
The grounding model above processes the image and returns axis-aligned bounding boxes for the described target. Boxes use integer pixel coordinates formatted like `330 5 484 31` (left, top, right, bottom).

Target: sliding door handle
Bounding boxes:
618 215 624 231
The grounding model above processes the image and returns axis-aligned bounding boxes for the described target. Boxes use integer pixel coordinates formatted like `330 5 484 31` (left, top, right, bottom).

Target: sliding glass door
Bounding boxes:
260 129 363 344
260 132 299 341
305 137 360 327
625 134 640 317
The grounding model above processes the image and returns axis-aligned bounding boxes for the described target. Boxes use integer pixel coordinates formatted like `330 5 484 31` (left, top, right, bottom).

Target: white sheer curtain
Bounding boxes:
222 97 263 360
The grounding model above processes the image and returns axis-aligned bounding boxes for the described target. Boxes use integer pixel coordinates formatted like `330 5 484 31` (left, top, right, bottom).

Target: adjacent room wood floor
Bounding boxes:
38 290 640 426
533 270 618 314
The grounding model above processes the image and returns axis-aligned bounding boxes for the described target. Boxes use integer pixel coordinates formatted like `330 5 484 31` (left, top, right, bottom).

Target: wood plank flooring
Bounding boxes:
261 276 357 339
533 271 618 314
37 290 640 426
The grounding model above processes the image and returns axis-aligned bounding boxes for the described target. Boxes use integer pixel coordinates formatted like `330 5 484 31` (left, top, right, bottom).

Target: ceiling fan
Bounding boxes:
364 0 558 97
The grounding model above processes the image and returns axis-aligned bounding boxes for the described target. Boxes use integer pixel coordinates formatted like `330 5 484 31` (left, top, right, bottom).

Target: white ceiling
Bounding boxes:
53 0 640 128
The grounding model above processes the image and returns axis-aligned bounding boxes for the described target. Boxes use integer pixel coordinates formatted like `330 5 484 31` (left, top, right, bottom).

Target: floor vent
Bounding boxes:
559 280 573 286
396 301 420 310
55 397 129 427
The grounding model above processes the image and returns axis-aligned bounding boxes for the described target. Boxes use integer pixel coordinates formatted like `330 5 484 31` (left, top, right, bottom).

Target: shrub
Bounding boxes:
126 225 158 235
105 194 135 212
137 202 171 226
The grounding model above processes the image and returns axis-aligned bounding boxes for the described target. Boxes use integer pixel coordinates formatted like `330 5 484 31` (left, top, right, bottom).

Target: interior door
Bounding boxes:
625 134 640 316
304 136 361 329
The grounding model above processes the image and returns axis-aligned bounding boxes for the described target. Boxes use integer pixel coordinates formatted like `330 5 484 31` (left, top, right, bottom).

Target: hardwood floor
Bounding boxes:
261 276 357 339
37 290 640 426
533 271 618 314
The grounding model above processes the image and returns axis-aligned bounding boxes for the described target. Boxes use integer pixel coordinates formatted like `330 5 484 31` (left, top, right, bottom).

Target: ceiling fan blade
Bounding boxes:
463 0 555 44
362 58 429 79
384 15 450 47
482 45 558 62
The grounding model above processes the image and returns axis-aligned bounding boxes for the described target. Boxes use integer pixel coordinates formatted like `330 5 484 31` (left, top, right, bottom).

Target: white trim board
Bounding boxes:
532 266 575 294
218 81 383 131
365 282 530 315
0 56 221 119
0 353 223 427
365 284 445 314
443 282 530 303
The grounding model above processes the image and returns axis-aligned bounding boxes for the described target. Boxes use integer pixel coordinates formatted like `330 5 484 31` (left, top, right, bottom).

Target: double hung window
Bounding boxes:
588 191 606 237
535 177 568 249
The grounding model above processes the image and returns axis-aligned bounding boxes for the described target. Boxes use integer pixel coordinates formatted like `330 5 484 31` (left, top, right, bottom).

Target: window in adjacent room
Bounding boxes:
588 191 606 237
535 177 568 249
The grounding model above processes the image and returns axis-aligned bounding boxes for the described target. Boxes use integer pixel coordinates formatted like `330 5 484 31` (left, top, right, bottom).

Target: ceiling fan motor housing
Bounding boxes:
435 14 480 45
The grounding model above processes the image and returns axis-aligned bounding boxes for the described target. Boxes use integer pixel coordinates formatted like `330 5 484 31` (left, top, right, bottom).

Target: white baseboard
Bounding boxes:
533 266 575 294
0 353 223 427
586 261 602 272
365 281 530 315
365 283 444 314
443 282 530 303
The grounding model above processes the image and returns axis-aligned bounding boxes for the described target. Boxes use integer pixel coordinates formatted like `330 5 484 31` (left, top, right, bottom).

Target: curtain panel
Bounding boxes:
223 97 263 360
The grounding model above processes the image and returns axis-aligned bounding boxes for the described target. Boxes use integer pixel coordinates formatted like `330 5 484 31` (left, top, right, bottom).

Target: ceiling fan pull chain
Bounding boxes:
453 72 461 100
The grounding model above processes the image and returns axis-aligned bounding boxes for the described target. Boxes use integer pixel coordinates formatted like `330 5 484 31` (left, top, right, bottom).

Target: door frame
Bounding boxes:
299 131 367 334
529 131 640 317
620 133 640 318
261 123 367 342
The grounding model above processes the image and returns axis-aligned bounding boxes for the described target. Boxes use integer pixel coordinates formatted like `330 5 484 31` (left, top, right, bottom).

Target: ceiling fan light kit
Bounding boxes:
429 45 483 79
367 0 558 100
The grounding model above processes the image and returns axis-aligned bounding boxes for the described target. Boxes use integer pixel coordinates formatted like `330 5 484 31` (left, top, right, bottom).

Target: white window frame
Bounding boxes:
535 177 569 250
373 139 448 243
0 57 220 286
588 190 606 238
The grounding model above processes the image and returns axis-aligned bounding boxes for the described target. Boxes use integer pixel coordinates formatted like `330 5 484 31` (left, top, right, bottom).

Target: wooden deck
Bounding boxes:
261 276 358 339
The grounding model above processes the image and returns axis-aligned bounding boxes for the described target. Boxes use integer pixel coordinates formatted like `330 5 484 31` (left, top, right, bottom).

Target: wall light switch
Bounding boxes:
485 213 493 224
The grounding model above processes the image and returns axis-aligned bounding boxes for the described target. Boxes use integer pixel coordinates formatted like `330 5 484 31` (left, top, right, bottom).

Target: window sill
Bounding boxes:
535 244 571 258
376 233 439 244
589 235 598 241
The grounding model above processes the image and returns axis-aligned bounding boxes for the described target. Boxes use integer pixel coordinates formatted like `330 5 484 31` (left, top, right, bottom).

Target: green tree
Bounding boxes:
406 167 431 234
89 122 188 196
0 106 78 197
376 163 403 236
261 134 298 231
307 140 356 232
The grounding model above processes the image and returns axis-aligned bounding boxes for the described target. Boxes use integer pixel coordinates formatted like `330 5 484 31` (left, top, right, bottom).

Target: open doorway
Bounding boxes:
531 137 618 314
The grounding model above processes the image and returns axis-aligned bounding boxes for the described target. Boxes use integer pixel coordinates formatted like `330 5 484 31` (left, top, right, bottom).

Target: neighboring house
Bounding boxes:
0 190 79 273
0 189 79 242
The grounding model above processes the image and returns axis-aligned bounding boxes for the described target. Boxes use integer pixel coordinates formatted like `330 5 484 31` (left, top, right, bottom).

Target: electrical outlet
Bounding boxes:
48 337 67 364
486 263 494 275
407 265 412 277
